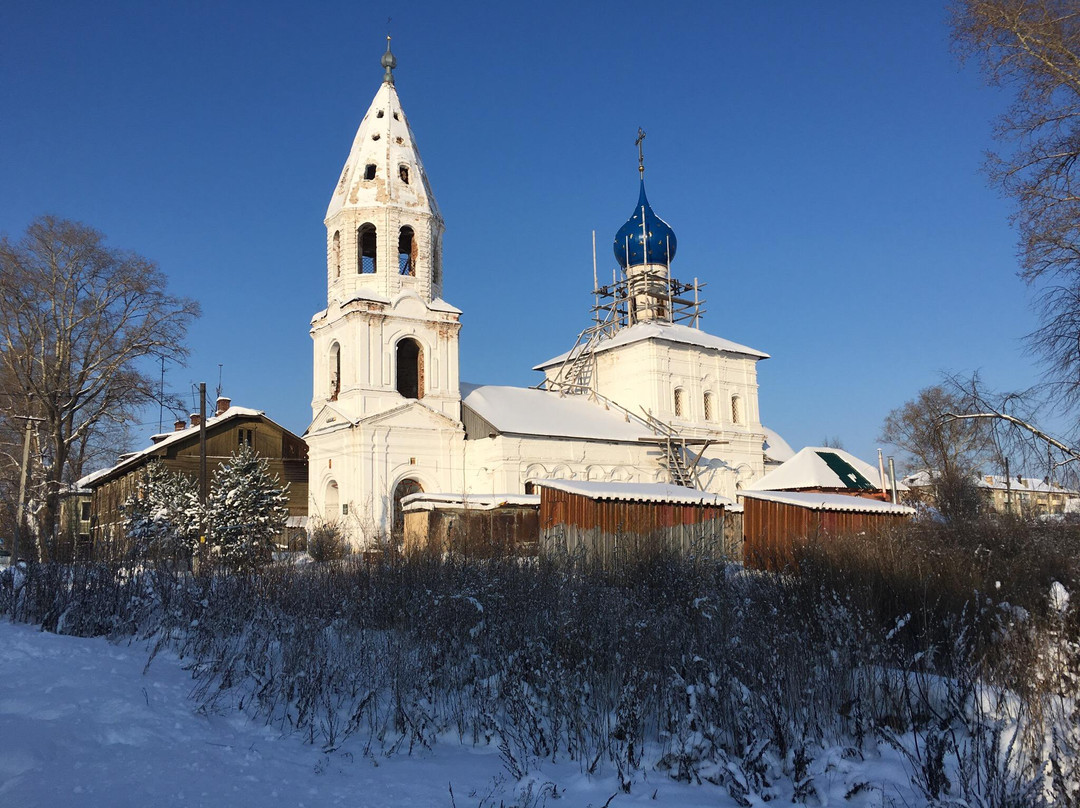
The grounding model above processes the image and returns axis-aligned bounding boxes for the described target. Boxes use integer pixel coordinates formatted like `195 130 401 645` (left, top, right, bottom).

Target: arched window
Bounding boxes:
432 235 442 285
731 395 741 425
398 226 416 276
399 164 410 184
674 387 685 418
329 343 341 400
396 338 423 399
358 224 377 274
332 231 340 278
703 391 714 421
392 478 423 537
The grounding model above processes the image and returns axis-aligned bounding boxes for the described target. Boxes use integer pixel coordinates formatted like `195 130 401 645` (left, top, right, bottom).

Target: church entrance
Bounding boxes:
392 478 423 538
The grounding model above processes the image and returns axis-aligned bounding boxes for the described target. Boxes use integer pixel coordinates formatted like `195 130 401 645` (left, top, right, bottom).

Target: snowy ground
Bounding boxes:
0 621 839 808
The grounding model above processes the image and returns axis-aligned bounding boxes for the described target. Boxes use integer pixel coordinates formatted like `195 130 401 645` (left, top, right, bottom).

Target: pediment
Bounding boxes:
390 292 429 318
306 402 357 436
361 399 463 430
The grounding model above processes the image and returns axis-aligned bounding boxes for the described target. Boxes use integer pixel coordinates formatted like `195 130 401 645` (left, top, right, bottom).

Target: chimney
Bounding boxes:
175 419 187 432
216 396 231 416
190 413 202 428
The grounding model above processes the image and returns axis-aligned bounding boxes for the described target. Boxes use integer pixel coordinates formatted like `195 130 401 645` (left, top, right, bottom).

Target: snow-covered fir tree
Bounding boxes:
207 444 290 572
121 460 199 561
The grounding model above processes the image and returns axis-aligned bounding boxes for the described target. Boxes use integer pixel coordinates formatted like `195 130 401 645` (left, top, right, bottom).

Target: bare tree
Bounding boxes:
942 373 1080 489
880 384 995 518
0 216 200 554
952 1 1080 408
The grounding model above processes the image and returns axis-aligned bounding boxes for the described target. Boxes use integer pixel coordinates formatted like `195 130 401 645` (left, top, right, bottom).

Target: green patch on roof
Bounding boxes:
815 451 876 490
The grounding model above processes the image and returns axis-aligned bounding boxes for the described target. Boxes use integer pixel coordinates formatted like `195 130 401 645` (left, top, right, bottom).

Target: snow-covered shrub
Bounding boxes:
206 444 289 573
307 518 348 562
122 460 199 564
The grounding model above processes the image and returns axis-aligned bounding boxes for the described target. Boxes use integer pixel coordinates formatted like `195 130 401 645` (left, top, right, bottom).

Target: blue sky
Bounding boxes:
0 1 1038 469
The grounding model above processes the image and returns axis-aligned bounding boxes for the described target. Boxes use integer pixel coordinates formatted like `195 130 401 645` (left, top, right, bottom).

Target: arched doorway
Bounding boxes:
325 480 340 519
392 478 423 537
396 338 423 399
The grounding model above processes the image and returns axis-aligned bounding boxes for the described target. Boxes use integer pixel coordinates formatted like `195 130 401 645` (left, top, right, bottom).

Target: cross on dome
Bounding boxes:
614 129 677 269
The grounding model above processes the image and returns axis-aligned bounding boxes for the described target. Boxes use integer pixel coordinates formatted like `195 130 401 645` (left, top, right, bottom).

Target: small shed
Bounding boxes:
535 479 735 567
740 490 915 571
401 493 540 558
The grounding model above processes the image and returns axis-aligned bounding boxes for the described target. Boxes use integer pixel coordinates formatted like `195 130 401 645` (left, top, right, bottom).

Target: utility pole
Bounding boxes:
1005 457 1012 515
196 383 208 574
12 415 45 565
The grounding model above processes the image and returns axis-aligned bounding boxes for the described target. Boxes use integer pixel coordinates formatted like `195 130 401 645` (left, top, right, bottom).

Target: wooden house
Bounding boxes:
79 398 307 560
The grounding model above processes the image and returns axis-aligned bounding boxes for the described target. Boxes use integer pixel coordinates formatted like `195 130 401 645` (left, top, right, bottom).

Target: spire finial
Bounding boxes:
381 32 397 85
635 128 646 179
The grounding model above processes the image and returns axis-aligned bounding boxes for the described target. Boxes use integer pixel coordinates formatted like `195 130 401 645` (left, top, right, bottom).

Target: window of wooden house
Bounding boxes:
238 428 254 448
358 224 377 273
81 502 91 521
398 226 415 276
396 338 423 399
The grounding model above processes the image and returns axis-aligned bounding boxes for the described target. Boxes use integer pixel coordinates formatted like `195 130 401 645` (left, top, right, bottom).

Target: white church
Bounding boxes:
305 42 785 544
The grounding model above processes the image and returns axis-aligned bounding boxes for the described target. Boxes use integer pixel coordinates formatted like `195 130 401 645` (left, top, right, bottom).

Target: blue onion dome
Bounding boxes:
613 181 678 268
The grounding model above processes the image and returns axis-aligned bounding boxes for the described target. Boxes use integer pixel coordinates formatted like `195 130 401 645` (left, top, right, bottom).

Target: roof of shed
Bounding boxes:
532 479 734 507
739 490 915 515
401 493 540 512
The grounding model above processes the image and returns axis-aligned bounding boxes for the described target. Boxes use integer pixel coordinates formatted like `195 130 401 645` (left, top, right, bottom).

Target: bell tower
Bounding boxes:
323 37 446 306
307 40 464 541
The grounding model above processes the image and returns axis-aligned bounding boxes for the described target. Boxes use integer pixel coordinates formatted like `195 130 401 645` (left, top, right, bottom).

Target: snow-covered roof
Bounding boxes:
980 475 1078 494
745 446 898 493
903 470 1079 496
762 426 795 464
739 490 915 515
341 289 391 306
532 479 734 507
76 406 284 488
428 298 462 314
400 493 540 512
461 384 654 442
75 466 113 489
534 321 769 371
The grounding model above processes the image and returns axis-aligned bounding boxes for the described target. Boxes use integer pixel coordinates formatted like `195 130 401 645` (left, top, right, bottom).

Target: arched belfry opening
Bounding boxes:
398 226 416 276
332 230 341 278
328 342 341 400
358 223 377 273
396 338 423 399
392 478 423 537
